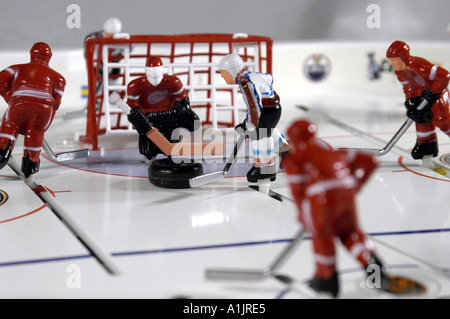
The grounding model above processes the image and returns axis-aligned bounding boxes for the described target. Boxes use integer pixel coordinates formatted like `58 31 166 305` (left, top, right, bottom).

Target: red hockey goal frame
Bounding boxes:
80 33 273 150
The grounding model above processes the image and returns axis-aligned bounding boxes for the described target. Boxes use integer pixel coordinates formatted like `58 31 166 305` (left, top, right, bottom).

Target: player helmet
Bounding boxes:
287 120 316 149
30 42 52 64
145 56 164 86
386 40 411 64
217 53 245 79
103 17 122 35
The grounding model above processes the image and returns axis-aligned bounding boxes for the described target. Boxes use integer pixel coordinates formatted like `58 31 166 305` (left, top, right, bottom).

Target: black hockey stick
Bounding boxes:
189 132 246 187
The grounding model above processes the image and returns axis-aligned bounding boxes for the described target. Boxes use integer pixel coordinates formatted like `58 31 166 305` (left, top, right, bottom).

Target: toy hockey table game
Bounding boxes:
1 39 450 301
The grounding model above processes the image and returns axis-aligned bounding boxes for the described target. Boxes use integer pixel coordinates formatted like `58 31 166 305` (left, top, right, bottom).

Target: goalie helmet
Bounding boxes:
30 42 52 64
103 17 122 35
386 40 411 65
217 53 245 79
145 56 164 86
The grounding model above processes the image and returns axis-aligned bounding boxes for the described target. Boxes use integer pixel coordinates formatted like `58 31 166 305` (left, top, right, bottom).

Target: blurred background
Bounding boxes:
0 0 449 50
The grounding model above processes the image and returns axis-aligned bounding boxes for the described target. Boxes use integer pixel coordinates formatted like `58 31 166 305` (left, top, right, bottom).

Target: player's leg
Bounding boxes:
0 110 20 169
22 129 44 178
308 235 340 298
247 134 277 182
411 122 438 159
21 102 54 177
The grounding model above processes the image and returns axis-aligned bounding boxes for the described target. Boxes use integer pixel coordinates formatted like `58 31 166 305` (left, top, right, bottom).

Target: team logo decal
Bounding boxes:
147 90 168 104
0 190 8 206
304 53 331 82
440 154 450 166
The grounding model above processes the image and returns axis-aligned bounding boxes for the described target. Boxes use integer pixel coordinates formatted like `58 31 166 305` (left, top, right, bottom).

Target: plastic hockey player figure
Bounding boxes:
387 40 450 160
84 17 123 42
84 17 127 96
217 53 289 183
0 42 66 178
283 119 389 298
126 56 200 160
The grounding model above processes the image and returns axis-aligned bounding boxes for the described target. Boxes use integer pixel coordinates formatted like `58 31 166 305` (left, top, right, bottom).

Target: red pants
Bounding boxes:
298 191 375 279
416 93 450 144
0 100 55 162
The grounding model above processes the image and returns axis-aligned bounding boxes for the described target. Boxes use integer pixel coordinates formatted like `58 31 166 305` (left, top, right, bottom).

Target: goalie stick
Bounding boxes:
108 91 224 157
205 227 307 282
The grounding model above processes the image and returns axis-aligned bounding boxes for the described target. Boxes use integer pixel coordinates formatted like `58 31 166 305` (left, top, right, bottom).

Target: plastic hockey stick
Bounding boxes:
189 132 246 188
108 91 224 157
205 227 307 282
298 100 427 156
42 138 89 162
7 155 121 275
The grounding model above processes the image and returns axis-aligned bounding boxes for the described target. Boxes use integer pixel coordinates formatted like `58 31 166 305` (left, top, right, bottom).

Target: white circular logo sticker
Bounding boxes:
304 53 331 82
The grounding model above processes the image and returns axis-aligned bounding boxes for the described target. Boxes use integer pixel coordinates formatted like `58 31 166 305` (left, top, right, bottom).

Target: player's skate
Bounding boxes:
0 140 12 170
307 272 339 299
411 140 438 159
247 165 277 183
21 154 40 178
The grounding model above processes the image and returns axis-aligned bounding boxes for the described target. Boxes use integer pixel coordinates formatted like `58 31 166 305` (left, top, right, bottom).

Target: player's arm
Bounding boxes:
53 76 66 110
429 66 450 93
285 156 308 196
0 66 16 102
347 151 379 191
410 59 449 106
126 80 141 109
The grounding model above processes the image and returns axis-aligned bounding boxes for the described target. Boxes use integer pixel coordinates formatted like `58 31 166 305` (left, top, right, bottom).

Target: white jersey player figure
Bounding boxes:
217 53 289 183
84 17 127 96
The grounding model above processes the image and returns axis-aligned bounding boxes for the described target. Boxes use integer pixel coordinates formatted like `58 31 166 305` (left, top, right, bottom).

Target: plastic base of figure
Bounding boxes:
148 158 203 189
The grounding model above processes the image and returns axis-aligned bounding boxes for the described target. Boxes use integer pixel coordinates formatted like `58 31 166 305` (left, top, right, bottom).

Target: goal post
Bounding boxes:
80 33 273 150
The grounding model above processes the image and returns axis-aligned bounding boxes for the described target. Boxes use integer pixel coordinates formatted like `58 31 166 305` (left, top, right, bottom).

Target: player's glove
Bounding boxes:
234 120 247 135
421 88 441 105
405 95 433 123
128 107 153 135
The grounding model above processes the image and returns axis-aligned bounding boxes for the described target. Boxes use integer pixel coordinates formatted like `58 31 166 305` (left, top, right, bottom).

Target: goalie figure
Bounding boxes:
217 53 289 183
126 56 200 160
0 42 66 178
387 40 450 159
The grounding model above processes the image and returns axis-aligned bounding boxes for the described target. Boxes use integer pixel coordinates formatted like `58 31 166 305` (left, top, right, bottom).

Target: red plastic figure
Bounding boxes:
387 40 450 159
217 53 289 183
284 119 387 298
0 42 66 178
126 56 199 160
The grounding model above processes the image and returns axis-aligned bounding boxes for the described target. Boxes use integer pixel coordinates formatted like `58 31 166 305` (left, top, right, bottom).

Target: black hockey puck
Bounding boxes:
148 158 203 189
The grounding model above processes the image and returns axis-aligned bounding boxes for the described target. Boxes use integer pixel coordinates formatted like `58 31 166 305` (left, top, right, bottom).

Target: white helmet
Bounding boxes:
145 56 164 86
217 53 245 79
103 17 122 35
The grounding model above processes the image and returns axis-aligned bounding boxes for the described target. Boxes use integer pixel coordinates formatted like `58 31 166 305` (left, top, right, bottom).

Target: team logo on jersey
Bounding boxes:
0 190 8 206
304 53 331 82
147 90 168 104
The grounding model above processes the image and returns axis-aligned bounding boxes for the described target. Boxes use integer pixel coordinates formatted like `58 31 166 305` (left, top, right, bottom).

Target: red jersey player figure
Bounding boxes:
217 53 289 183
126 56 200 160
0 42 66 178
284 119 389 298
387 40 450 160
